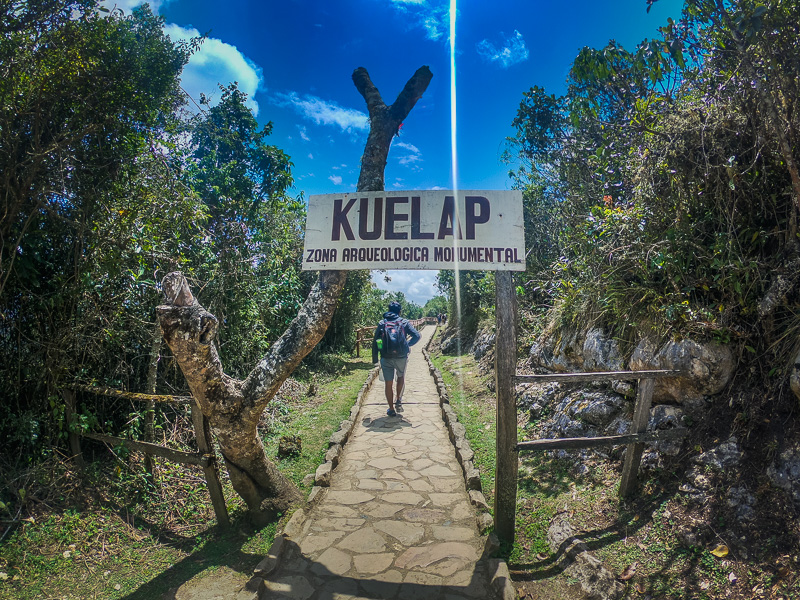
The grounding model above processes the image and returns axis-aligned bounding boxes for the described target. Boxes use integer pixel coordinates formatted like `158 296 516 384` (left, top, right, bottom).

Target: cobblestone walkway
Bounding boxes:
260 326 502 600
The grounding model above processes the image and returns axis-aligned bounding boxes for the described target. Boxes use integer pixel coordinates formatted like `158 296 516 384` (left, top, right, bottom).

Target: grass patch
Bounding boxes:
430 353 497 507
262 354 374 489
0 353 373 600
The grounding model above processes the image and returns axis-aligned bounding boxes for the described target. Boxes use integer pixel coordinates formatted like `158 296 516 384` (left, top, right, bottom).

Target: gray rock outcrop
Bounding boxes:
630 338 734 407
529 325 735 408
472 327 496 360
767 444 800 506
582 328 624 372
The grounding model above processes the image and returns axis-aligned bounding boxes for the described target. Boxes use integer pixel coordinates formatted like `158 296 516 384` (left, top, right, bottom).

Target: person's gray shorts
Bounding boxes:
381 356 408 381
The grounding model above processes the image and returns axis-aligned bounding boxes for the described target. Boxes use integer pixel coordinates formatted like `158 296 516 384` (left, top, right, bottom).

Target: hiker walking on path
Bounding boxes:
372 301 420 417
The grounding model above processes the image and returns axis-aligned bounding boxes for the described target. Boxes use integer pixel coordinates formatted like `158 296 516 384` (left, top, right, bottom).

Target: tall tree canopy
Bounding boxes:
0 0 193 453
0 0 188 298
508 0 800 379
185 84 307 375
0 2 305 462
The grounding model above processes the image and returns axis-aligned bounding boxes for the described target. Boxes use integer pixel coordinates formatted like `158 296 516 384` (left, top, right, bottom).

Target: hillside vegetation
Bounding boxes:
446 1 800 384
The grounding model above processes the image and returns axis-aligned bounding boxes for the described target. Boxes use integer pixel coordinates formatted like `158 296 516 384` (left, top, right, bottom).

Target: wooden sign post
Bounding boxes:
494 270 518 545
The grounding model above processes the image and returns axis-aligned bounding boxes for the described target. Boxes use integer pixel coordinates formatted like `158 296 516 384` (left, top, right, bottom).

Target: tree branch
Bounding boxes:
389 65 433 122
241 270 347 409
352 67 387 117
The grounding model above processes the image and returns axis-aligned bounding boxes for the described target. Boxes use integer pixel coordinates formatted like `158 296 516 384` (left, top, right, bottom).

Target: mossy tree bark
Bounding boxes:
156 66 432 523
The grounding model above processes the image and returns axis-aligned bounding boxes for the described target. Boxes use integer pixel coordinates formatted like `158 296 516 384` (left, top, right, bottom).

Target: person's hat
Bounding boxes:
388 301 402 314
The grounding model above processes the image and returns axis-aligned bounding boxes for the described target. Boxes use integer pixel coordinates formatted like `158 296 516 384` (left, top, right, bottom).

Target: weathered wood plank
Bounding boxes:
494 271 519 546
515 370 683 384
191 402 230 528
619 378 655 497
516 428 687 451
70 384 192 404
81 432 209 466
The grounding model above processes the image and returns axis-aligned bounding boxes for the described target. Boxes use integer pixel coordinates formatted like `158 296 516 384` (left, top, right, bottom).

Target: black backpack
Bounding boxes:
381 319 406 358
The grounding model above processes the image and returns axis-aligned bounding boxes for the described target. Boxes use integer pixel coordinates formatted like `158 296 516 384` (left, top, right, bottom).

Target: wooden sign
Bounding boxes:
302 190 525 271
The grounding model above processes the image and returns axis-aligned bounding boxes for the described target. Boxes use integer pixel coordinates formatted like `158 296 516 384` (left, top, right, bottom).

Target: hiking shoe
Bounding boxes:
387 408 397 417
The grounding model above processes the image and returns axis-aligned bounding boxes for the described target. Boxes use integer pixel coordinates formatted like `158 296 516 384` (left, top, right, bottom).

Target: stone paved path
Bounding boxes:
260 325 502 600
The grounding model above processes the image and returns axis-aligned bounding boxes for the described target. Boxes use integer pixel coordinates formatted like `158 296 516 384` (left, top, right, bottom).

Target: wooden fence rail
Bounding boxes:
514 369 683 383
493 271 690 545
63 387 230 528
493 363 688 545
512 368 687 497
515 427 688 451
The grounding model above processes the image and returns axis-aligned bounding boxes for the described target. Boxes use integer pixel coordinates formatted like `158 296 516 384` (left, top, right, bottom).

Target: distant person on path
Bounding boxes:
372 301 421 417
436 313 441 326
441 313 447 326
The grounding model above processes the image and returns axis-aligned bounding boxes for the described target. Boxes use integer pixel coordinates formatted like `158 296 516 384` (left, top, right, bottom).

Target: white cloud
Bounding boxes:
387 0 449 42
275 92 368 133
299 126 310 142
394 141 423 167
421 14 447 41
476 30 529 68
372 270 439 305
395 142 419 153
308 153 314 159
164 24 263 115
329 175 343 185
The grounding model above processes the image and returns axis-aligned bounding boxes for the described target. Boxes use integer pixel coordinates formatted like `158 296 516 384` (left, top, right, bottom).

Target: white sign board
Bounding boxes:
302 190 525 271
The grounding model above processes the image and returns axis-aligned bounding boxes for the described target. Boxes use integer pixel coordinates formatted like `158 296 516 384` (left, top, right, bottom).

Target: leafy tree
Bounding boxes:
398 298 423 320
190 84 294 221
0 0 188 299
422 295 448 319
0 0 191 452
185 84 306 376
507 0 800 376
436 270 492 335
316 270 373 352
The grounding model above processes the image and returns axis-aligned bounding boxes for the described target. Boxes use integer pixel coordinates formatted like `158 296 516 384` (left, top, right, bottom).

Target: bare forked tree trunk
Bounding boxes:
156 66 432 524
353 65 433 191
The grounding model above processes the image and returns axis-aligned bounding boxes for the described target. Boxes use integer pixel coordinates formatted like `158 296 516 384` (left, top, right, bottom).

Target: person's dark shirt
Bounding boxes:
372 311 421 363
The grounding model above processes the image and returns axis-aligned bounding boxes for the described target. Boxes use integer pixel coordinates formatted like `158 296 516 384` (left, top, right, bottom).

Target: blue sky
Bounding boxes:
109 0 683 305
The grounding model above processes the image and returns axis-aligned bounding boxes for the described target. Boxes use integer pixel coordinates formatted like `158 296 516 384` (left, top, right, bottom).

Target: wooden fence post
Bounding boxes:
63 389 84 473
619 378 655 497
191 402 230 528
494 271 518 545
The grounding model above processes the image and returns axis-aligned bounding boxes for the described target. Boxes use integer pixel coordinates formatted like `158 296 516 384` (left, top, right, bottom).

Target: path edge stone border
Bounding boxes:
422 327 518 600
250 361 380 587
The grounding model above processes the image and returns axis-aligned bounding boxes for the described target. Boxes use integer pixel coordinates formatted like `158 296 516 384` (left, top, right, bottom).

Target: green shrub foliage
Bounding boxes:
507 0 800 372
0 1 317 458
